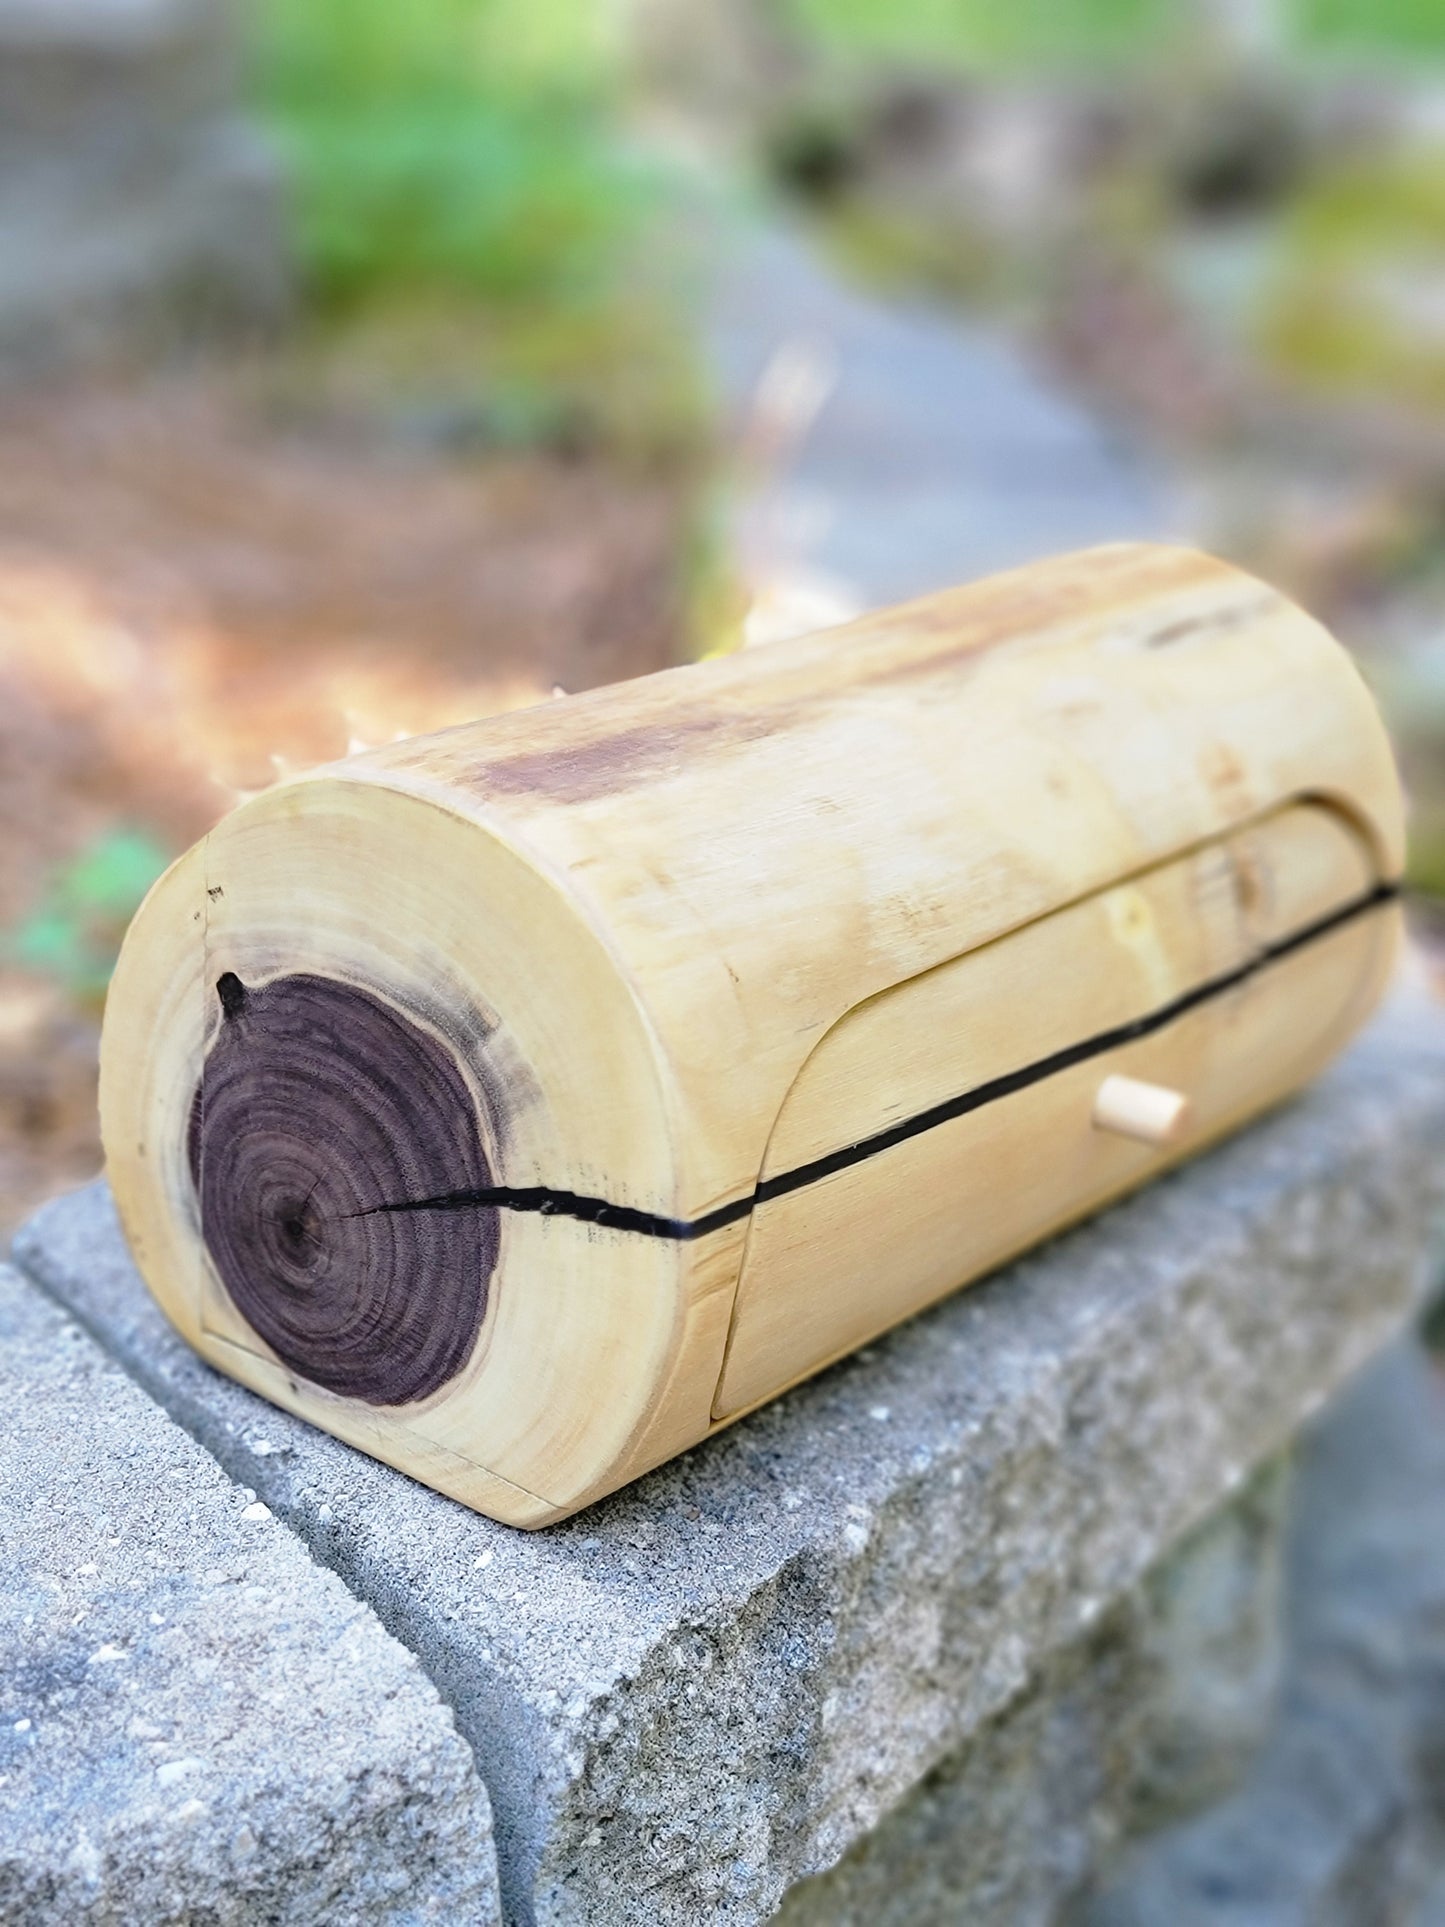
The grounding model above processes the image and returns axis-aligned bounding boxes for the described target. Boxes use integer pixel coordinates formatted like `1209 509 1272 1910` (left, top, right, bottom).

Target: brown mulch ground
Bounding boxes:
0 372 697 1233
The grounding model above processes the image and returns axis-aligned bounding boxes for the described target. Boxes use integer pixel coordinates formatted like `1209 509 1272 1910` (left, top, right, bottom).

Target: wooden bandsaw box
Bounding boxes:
100 544 1405 1526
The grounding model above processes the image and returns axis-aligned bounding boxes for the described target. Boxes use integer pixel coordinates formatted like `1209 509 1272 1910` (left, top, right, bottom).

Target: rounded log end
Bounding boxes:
98 776 691 1521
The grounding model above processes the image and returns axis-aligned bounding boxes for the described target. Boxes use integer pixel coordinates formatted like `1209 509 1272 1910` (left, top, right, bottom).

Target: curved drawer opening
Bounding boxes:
712 800 1396 1420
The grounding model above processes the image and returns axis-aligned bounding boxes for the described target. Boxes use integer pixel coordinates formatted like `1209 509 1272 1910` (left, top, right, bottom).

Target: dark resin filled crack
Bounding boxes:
355 877 1400 1244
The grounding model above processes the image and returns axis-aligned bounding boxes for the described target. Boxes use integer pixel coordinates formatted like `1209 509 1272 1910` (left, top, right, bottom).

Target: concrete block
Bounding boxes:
14 1005 1445 1925
776 1458 1290 1927
1077 1323 1445 1926
0 1263 500 1926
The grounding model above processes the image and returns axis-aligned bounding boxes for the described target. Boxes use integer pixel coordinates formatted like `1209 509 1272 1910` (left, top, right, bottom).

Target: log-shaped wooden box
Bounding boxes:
100 544 1405 1526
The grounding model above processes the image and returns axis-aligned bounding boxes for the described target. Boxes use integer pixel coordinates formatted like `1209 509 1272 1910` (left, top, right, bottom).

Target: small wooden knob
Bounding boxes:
1092 1074 1191 1146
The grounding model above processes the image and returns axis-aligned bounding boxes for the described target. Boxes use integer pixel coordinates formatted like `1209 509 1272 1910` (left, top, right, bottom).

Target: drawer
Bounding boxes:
712 801 1394 1418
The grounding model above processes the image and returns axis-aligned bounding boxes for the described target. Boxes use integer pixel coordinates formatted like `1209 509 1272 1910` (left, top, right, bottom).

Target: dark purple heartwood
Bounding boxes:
187 972 497 1406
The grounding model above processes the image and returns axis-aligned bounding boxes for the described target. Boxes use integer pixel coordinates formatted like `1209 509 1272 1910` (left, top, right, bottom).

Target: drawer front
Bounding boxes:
712 803 1394 1419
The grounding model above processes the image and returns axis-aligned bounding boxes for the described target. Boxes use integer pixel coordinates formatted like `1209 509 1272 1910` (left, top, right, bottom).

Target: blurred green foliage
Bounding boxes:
784 0 1171 70
254 0 710 460
1300 0 1445 56
1410 820 1445 901
816 197 1001 302
256 0 652 312
7 830 170 1003
784 0 1445 67
1258 153 1445 413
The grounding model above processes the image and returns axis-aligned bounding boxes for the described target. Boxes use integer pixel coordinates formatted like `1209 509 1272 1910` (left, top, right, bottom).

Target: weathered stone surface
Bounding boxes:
1077 1322 1445 1927
14 1002 1445 1925
0 1262 500 1926
0 0 287 370
777 1459 1290 1927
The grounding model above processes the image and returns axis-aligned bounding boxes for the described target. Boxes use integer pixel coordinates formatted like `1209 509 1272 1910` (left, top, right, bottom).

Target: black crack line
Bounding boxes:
353 879 1401 1243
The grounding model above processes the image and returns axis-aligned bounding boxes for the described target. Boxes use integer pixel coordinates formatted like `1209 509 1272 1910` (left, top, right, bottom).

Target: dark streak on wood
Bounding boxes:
858 548 1224 681
1145 594 1280 650
189 972 497 1406
472 709 787 805
215 971 247 1021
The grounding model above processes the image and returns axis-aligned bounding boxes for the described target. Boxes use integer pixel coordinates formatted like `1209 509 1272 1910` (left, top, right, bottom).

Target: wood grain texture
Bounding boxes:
99 543 1405 1524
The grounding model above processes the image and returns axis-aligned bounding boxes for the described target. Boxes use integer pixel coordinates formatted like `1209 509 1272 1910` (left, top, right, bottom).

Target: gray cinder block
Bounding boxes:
0 1263 500 1926
776 1458 1292 1927
13 1005 1445 1924
1078 1327 1445 1926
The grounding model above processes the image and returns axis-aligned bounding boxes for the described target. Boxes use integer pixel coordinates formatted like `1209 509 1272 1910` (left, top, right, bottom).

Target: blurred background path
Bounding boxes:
703 215 1170 616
